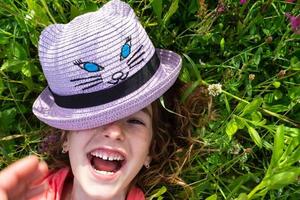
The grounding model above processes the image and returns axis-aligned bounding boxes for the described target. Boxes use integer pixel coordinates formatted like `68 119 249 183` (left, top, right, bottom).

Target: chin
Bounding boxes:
81 184 126 200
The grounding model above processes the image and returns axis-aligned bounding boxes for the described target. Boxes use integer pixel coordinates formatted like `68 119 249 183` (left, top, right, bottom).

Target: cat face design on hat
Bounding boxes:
38 0 155 96
33 0 182 130
70 35 145 90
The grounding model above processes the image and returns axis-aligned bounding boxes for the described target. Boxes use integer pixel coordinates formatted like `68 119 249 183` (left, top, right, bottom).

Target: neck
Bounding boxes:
70 179 127 200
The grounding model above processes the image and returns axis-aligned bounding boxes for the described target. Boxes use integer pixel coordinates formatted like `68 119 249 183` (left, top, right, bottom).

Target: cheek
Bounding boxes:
129 130 152 155
67 133 89 159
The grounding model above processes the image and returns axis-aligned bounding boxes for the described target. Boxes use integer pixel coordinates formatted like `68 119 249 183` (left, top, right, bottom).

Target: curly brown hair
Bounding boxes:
38 80 213 198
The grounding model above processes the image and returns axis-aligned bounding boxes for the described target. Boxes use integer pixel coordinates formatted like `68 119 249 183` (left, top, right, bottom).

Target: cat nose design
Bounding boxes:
108 71 129 85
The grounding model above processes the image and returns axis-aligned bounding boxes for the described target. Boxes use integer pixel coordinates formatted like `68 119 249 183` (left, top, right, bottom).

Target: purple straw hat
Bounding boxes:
32 0 182 130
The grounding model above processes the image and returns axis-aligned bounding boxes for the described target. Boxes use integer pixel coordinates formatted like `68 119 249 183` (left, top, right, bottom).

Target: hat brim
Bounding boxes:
32 49 182 130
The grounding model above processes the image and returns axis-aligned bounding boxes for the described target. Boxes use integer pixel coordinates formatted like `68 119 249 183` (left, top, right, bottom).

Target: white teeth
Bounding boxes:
116 156 121 161
90 150 125 161
94 169 114 175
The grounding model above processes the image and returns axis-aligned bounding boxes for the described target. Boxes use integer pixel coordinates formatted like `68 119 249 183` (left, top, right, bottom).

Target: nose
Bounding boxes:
102 121 125 141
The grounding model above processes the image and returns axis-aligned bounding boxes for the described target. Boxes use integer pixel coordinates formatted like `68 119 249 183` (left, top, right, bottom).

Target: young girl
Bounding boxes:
0 0 210 199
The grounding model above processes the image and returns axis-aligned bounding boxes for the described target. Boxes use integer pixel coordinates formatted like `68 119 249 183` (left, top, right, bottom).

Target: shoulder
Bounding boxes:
126 186 145 200
45 167 70 185
30 167 70 200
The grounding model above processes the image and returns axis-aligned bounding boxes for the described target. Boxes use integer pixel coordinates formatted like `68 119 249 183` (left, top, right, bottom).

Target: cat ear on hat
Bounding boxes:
101 0 137 20
38 24 64 60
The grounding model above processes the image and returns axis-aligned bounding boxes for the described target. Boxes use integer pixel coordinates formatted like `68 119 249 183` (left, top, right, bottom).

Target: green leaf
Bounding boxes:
220 38 225 52
188 0 199 14
178 66 191 83
235 117 246 129
272 81 281 88
0 78 4 95
10 42 28 60
162 0 178 25
273 90 283 100
0 108 17 134
251 111 262 122
1 60 27 73
223 94 231 114
151 0 162 21
285 146 300 166
70 5 81 19
235 101 248 114
253 47 262 66
247 126 262 148
280 134 300 164
263 104 289 113
21 63 40 77
264 93 274 104
240 97 263 117
253 119 267 126
264 168 300 190
31 3 51 26
284 127 300 137
0 36 10 45
149 186 167 200
180 79 201 102
290 56 300 71
182 53 201 80
288 87 300 100
236 193 248 200
205 194 217 200
226 119 238 139
270 125 284 167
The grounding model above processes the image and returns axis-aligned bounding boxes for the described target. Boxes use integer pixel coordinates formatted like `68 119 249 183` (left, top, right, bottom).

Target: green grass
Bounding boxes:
1 0 300 199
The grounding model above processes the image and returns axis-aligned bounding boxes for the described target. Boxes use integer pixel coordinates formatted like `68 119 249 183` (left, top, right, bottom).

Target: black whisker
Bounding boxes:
127 45 143 64
74 78 103 87
70 75 101 82
128 51 145 66
73 59 83 65
82 80 104 91
129 59 144 69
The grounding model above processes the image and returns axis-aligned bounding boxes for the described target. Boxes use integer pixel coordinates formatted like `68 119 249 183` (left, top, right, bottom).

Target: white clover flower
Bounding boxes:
208 83 222 97
249 74 255 81
25 10 35 21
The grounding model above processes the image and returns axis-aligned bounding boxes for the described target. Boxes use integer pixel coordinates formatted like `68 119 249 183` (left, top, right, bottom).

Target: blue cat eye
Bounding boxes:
73 60 104 72
84 62 103 72
120 37 132 60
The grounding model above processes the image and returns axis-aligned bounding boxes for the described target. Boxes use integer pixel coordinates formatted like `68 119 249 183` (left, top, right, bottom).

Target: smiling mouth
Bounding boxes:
88 149 126 175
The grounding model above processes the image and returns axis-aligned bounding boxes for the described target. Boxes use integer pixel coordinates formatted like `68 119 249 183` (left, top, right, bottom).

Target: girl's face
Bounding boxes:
65 106 153 200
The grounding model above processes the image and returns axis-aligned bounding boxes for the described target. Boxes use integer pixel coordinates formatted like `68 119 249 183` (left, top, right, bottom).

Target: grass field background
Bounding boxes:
0 0 300 199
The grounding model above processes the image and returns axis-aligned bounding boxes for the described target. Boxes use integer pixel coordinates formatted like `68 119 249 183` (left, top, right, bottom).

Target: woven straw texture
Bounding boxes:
33 0 182 130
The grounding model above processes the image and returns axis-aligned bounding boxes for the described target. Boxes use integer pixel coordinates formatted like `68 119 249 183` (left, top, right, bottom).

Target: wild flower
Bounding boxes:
286 0 295 3
217 4 225 13
286 13 300 34
24 10 35 21
249 74 255 81
277 70 286 78
38 134 60 153
208 83 222 97
265 36 273 44
240 0 247 5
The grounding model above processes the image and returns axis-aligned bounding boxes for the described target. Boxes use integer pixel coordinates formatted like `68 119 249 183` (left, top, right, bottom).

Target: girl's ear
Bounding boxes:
144 156 152 169
61 137 69 154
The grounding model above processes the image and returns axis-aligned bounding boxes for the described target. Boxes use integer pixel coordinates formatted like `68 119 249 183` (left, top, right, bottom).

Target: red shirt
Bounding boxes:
31 167 145 200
